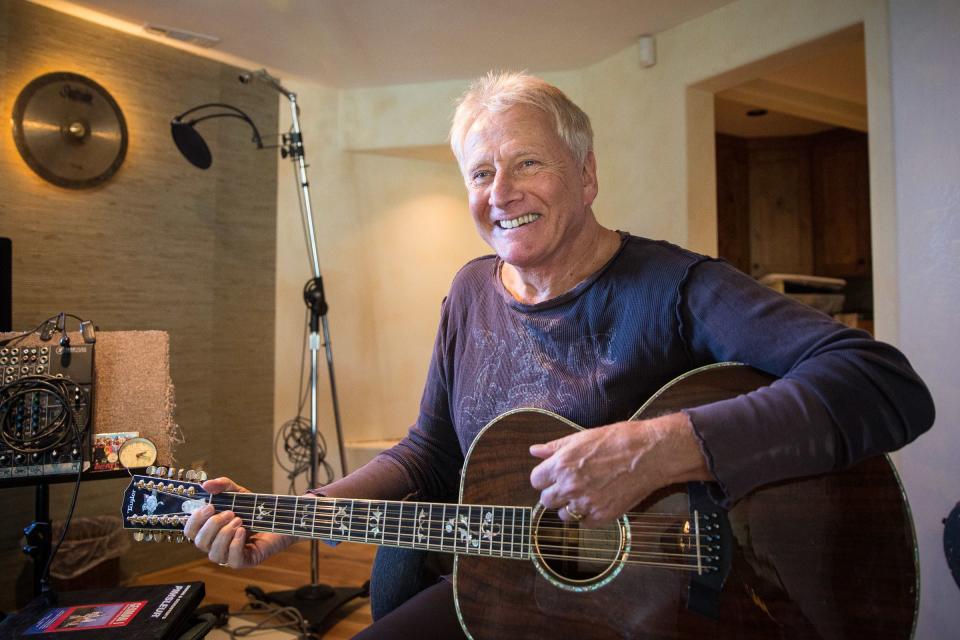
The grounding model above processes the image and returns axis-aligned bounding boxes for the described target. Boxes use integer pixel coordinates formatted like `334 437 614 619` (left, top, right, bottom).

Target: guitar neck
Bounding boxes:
211 492 533 560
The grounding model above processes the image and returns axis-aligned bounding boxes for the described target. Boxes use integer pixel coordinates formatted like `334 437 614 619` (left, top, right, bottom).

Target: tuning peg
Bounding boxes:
185 469 196 481
197 471 208 482
175 533 185 543
155 466 167 477
145 466 156 476
177 468 185 480
154 532 164 543
167 467 176 479
143 532 153 542
133 531 145 542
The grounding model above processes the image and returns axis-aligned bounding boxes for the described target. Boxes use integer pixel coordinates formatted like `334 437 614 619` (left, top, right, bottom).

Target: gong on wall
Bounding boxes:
11 71 128 189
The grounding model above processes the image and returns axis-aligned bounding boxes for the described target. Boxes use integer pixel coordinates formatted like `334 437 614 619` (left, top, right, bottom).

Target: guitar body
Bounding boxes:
453 363 918 639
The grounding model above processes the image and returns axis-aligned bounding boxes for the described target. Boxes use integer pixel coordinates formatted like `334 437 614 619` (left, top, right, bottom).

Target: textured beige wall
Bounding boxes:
0 0 277 609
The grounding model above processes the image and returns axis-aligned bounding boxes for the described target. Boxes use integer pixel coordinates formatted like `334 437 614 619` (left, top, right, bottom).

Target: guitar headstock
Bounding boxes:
120 466 209 543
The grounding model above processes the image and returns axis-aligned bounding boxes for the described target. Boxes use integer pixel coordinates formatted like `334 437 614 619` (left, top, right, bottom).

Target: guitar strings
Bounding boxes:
204 495 709 533
161 487 705 521
199 506 712 548
141 489 717 556
143 507 713 571
179 493 716 546
160 514 709 571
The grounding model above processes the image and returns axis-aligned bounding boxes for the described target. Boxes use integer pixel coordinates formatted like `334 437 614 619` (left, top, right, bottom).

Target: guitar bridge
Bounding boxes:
686 482 732 619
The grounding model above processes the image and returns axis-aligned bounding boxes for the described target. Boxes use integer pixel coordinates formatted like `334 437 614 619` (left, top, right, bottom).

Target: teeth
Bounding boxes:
498 213 540 229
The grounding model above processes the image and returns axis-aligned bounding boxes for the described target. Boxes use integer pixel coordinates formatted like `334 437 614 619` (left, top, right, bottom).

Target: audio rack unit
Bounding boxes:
0 343 94 483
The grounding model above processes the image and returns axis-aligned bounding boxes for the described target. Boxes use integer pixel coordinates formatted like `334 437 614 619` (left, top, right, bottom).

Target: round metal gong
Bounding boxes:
11 72 128 189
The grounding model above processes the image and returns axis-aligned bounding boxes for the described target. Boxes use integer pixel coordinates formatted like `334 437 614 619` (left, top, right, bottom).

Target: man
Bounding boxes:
186 72 934 637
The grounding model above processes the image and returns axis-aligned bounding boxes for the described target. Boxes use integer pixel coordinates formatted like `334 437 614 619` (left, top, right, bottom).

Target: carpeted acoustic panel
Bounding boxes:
1 330 181 463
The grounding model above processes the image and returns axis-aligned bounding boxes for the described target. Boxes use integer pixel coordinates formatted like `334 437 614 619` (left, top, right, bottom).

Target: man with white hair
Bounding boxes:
186 71 933 638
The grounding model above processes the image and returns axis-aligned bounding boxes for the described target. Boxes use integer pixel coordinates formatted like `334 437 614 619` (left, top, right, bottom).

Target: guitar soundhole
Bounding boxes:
530 504 627 591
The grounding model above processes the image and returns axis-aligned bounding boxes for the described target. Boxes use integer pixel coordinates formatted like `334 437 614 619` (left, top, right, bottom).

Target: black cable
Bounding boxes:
0 373 89 599
274 307 333 494
0 313 91 347
0 314 58 347
0 376 84 453
41 438 83 600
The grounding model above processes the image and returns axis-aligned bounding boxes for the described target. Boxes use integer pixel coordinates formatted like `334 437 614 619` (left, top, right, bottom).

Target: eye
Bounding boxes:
471 169 493 184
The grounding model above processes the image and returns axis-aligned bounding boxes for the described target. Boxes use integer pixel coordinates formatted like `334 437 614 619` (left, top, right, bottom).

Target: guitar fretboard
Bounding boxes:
210 493 532 559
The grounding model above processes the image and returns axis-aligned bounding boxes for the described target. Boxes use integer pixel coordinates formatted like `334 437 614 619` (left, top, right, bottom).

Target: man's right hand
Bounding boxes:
183 476 295 569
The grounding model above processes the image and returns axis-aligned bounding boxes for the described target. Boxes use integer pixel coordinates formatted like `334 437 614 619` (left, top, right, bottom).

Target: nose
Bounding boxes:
489 170 521 209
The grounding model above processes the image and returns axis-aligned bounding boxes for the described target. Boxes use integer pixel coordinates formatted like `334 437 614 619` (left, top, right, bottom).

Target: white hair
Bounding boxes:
449 71 594 168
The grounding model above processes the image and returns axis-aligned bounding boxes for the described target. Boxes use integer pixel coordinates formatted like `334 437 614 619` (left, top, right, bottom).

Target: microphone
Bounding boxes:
237 68 293 98
170 119 212 169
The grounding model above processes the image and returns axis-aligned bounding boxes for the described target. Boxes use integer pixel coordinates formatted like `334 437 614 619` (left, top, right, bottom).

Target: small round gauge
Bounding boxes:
118 437 158 469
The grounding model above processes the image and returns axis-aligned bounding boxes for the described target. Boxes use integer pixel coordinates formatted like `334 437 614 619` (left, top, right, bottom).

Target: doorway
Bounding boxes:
712 27 873 333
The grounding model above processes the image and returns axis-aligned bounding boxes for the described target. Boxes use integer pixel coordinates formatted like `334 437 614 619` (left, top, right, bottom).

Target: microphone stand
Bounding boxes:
242 69 366 632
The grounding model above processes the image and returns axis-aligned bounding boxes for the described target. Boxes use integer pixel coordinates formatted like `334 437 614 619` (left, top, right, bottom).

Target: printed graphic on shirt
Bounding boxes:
456 321 614 443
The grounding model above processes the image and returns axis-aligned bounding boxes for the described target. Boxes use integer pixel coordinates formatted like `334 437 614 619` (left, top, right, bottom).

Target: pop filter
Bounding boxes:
170 120 212 169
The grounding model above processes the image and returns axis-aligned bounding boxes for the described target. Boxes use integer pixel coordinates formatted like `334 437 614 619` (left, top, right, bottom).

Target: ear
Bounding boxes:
581 150 599 207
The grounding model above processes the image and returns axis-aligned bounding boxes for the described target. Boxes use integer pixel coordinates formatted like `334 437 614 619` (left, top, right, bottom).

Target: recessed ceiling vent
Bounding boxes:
143 23 221 48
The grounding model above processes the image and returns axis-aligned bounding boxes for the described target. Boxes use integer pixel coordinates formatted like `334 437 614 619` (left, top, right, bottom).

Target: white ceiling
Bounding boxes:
39 0 736 87
715 30 867 137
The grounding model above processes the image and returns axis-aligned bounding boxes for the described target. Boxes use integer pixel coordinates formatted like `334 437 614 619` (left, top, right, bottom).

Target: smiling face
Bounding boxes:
460 105 599 275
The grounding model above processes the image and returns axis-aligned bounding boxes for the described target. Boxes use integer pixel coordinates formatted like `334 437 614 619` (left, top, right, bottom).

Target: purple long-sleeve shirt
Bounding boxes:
320 233 934 506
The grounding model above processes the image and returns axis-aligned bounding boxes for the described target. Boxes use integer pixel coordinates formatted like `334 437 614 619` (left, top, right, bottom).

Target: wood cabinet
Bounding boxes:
716 129 870 280
811 129 871 277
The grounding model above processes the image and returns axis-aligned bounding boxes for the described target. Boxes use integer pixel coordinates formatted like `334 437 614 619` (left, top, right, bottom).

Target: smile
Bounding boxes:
497 213 541 229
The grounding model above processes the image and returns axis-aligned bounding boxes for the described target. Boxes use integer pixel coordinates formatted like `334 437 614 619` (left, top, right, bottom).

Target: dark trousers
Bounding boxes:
353 580 463 639
356 547 462 639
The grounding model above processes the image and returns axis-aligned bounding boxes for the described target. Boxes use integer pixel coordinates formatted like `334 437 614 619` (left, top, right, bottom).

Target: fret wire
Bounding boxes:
349 499 357 540
440 503 447 553
427 502 434 550
289 496 298 534
466 504 473 554
327 498 336 539
379 502 387 544
397 502 403 547
363 501 371 543
510 507 516 558
499 506 506 558
486 506 491 556
521 507 528 559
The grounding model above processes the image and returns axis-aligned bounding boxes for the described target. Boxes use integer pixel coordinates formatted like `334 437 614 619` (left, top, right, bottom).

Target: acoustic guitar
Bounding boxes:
120 363 918 639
